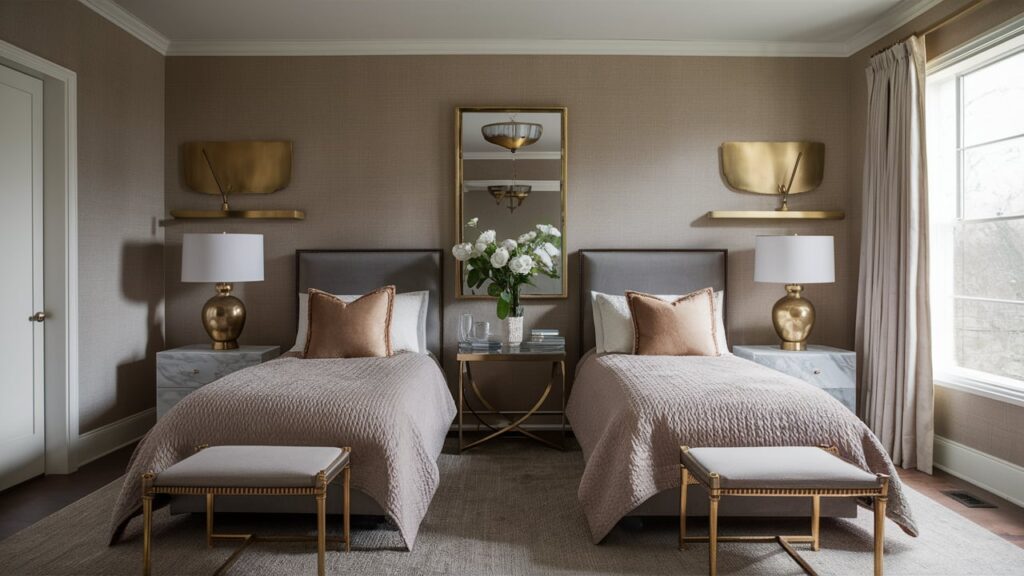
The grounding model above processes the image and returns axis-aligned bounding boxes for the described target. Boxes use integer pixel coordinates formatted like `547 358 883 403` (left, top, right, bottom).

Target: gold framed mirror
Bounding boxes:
455 107 568 299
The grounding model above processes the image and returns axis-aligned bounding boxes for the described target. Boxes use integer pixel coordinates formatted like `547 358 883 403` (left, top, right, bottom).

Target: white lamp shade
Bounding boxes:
754 235 835 284
181 233 264 283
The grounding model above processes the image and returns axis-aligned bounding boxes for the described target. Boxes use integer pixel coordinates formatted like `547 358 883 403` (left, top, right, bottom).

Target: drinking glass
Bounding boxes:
473 321 490 342
459 313 473 343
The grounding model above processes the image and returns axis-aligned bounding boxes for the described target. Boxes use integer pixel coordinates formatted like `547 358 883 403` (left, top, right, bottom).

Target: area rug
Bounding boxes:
1 440 1021 575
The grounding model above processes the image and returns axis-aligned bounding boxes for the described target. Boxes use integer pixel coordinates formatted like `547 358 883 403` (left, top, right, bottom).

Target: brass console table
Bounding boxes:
457 346 566 452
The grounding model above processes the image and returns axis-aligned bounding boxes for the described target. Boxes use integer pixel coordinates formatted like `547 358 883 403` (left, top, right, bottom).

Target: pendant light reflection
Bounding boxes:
482 116 543 213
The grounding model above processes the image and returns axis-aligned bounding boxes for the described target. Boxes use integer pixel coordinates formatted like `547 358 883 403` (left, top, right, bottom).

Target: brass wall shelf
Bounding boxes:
708 210 845 220
170 209 305 220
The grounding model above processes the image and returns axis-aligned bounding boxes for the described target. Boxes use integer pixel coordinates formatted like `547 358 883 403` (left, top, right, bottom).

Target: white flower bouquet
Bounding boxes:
452 217 561 319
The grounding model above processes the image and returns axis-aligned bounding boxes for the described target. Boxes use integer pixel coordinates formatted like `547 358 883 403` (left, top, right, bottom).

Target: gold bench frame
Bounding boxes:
679 445 889 576
141 446 351 576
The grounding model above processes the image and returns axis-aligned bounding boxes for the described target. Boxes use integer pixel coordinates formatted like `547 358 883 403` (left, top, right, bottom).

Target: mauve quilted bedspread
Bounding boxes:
109 353 456 549
566 351 917 543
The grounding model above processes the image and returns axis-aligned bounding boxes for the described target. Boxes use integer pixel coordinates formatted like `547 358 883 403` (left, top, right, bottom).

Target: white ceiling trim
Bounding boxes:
78 0 170 55
465 180 562 192
79 0 946 59
843 0 944 56
165 38 851 58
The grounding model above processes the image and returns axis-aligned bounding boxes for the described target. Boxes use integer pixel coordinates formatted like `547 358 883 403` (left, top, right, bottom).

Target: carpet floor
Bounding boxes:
1 440 1022 575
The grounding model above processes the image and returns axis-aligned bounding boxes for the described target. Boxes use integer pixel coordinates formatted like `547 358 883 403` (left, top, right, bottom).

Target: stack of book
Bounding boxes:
525 329 565 351
459 339 502 352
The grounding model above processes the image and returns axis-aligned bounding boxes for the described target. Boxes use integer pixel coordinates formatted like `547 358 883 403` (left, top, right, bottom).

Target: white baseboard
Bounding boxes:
933 435 1024 508
75 408 155 467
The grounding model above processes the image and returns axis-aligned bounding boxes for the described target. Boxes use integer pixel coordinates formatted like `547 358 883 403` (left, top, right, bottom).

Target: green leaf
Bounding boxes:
487 283 503 297
496 295 510 319
467 268 481 287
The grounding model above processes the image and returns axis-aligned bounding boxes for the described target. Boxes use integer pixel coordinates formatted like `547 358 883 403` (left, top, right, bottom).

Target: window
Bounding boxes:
927 30 1024 405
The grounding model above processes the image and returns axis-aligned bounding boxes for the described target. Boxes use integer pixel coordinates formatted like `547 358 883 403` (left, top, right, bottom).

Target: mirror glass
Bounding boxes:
456 107 567 298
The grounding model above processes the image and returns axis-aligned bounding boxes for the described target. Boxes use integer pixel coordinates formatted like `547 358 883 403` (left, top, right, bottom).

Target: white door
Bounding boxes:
0 63 44 491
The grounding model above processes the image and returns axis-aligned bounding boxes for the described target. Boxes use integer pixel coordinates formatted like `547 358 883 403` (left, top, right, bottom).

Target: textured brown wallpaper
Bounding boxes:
164 55 853 408
848 0 1024 467
0 0 165 432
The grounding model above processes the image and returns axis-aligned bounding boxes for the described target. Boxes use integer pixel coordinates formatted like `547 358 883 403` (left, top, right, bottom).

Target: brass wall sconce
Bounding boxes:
171 140 305 220
709 141 844 220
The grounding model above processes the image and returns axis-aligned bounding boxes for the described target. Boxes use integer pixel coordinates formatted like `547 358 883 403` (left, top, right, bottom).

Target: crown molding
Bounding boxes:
843 0 945 56
78 0 170 55
465 180 562 192
79 0 943 59
165 38 849 58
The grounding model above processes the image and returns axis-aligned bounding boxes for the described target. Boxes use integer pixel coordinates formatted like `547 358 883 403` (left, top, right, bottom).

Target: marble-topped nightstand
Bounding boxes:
732 345 856 412
156 344 280 418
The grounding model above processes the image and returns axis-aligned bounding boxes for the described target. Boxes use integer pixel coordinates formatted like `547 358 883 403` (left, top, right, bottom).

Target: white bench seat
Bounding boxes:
680 445 889 576
142 445 351 576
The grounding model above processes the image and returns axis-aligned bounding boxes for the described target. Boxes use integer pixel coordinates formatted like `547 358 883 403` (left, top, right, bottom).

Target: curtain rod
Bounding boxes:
871 0 992 57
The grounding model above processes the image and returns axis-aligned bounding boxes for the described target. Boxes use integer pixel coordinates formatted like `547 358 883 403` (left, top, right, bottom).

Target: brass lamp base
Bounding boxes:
201 283 246 350
771 284 815 351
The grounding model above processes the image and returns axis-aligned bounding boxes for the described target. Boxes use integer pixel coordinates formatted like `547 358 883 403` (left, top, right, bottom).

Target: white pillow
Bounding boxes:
291 290 429 354
591 290 728 354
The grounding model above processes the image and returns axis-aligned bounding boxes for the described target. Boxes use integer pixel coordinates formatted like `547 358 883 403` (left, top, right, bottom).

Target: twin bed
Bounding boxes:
109 248 916 552
568 250 916 542
110 251 455 550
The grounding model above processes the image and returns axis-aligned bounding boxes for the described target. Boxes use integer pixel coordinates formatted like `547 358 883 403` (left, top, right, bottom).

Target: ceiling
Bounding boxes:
82 0 942 57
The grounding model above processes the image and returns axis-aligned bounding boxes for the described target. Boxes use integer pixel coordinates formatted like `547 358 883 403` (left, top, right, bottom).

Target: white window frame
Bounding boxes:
927 15 1024 409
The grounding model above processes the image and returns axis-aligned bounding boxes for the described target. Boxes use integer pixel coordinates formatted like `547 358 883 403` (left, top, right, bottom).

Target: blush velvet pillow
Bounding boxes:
303 286 395 358
626 288 720 356
592 290 728 355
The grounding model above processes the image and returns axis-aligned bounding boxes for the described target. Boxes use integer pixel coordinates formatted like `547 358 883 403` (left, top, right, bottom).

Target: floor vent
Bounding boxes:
943 490 996 509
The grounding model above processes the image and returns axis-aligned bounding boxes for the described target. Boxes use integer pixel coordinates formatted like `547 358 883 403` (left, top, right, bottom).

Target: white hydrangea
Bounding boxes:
477 229 496 244
466 217 479 227
501 238 518 252
490 247 510 268
509 255 534 274
517 232 532 244
533 247 553 269
451 242 473 261
542 242 560 257
473 242 487 257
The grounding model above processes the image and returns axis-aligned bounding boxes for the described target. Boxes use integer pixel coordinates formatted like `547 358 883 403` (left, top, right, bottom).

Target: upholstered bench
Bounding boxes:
141 445 351 576
679 446 889 576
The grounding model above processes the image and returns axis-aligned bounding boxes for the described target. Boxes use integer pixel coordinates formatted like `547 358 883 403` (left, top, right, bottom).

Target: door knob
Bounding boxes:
28 311 46 322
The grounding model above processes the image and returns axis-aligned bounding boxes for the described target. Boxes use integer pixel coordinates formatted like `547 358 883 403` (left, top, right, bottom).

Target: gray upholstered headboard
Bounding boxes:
579 249 728 355
296 250 443 359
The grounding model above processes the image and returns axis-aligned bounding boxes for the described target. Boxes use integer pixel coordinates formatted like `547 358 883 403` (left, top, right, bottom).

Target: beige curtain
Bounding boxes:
856 36 934 473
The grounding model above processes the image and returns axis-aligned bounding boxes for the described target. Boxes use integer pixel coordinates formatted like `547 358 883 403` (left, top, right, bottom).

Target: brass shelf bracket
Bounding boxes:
172 141 304 220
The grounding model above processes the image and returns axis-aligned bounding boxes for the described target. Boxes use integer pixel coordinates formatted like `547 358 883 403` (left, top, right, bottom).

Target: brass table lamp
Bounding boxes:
181 233 264 350
754 235 835 351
